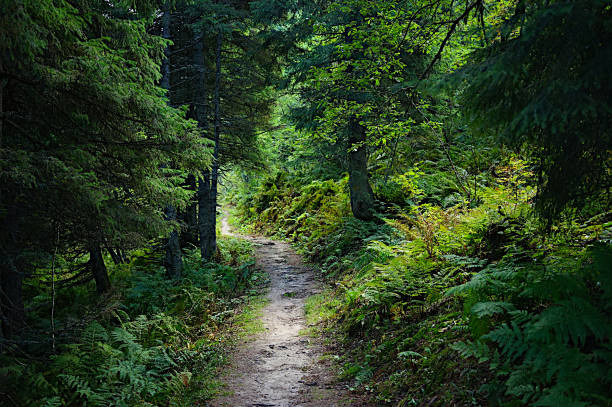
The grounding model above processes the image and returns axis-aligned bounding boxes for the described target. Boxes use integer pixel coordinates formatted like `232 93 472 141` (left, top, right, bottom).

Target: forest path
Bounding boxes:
210 215 366 407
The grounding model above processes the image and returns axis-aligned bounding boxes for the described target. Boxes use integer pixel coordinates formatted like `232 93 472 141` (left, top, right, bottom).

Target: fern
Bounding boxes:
449 244 612 406
470 301 516 318
451 340 491 363
82 321 109 349
41 397 63 407
59 374 106 405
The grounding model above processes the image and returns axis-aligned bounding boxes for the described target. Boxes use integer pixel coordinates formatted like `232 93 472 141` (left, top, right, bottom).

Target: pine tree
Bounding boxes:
168 0 277 261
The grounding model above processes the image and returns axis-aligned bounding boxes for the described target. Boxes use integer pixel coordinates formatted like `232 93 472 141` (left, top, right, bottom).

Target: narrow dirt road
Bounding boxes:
211 217 367 407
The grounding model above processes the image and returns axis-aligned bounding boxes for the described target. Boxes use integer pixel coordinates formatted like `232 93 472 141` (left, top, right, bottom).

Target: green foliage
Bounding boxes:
4 0 610 405
449 244 612 406
169 0 277 170
50 319 179 406
0 236 261 406
234 151 611 406
230 0 611 405
0 0 211 334
451 0 612 219
232 168 512 404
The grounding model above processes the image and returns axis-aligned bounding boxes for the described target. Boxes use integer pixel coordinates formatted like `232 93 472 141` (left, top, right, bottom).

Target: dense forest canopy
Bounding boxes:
0 0 610 405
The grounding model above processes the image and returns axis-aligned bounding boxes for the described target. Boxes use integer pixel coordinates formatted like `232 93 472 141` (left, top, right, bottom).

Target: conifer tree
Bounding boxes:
0 0 207 336
455 0 612 219
169 0 276 261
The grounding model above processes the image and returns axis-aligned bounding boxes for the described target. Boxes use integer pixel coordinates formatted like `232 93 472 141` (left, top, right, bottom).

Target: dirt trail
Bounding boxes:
211 217 367 407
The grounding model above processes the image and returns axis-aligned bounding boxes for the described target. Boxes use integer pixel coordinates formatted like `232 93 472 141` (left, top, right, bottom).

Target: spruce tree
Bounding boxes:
0 0 207 335
453 0 612 219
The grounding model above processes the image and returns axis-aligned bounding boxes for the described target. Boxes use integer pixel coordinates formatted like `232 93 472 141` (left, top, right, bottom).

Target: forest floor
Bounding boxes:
210 216 370 407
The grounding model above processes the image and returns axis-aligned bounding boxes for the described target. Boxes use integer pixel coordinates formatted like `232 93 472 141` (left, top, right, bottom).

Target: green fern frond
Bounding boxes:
41 396 62 407
82 321 109 349
471 301 516 317
451 340 491 363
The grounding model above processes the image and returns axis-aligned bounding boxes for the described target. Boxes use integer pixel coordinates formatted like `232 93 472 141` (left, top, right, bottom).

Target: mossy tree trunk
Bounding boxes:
347 116 375 221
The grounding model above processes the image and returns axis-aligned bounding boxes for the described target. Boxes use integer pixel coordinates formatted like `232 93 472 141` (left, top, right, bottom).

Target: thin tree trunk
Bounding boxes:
175 11 198 247
161 3 183 278
199 171 215 260
118 249 128 264
107 247 122 265
89 244 110 294
347 116 375 220
192 28 217 261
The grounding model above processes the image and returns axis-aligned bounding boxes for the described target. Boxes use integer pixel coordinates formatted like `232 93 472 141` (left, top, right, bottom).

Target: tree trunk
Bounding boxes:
180 17 205 251
206 29 222 259
180 173 198 247
192 27 218 262
118 249 129 264
348 116 375 220
199 171 215 260
107 247 123 265
89 244 110 294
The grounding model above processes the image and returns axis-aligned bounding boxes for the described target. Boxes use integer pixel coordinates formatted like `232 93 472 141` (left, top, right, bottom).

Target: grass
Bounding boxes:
231 294 269 340
304 290 341 326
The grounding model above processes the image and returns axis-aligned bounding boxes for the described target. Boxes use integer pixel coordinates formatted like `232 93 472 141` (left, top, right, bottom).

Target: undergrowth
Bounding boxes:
0 236 264 406
231 164 612 406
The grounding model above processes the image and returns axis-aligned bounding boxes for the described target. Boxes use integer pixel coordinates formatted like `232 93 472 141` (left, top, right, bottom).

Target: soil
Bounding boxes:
210 217 370 407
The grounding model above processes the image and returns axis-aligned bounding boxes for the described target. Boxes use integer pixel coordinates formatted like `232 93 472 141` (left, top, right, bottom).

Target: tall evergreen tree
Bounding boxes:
0 0 207 336
168 0 277 261
454 0 612 219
